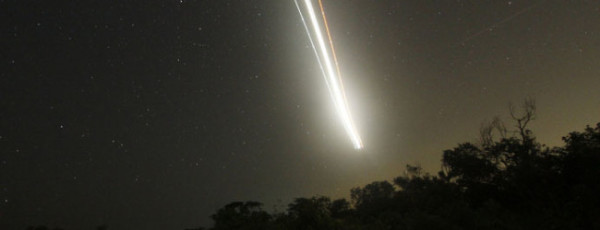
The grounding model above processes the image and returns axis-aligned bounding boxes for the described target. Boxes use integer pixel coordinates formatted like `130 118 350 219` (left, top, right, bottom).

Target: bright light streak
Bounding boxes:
296 0 363 149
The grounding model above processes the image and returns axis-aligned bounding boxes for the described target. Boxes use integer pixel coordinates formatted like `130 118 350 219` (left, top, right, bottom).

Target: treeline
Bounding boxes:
191 121 600 230
25 105 600 230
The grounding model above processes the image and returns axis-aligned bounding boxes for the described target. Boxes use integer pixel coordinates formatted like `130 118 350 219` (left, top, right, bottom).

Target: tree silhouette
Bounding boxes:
198 119 600 229
22 99 600 230
285 196 337 230
351 181 394 213
210 201 271 230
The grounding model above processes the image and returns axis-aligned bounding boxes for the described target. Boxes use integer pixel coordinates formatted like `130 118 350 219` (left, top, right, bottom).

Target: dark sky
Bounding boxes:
1 0 599 229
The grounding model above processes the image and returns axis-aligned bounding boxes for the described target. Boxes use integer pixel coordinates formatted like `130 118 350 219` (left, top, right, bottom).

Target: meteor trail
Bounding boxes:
461 0 545 44
294 0 363 149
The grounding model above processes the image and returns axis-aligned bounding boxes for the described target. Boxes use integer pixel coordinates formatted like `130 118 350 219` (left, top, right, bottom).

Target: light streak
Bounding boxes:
295 0 363 149
461 0 544 44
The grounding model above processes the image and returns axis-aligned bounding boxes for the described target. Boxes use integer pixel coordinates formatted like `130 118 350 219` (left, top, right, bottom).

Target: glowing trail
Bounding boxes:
295 0 363 149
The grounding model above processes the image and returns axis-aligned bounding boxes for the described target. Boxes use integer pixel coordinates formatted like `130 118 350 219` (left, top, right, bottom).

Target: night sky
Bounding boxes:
2 0 600 229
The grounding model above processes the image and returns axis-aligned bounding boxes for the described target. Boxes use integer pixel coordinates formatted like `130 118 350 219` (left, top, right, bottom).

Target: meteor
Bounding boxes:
294 0 363 149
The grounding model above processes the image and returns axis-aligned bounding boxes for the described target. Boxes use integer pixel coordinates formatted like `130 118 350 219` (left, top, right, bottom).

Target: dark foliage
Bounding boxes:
210 201 271 230
27 122 600 230
196 122 600 230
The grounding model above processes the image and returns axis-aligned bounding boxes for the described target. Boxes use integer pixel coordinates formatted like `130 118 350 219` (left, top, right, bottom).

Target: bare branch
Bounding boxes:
480 120 494 147
479 116 508 147
492 116 508 139
509 97 536 141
